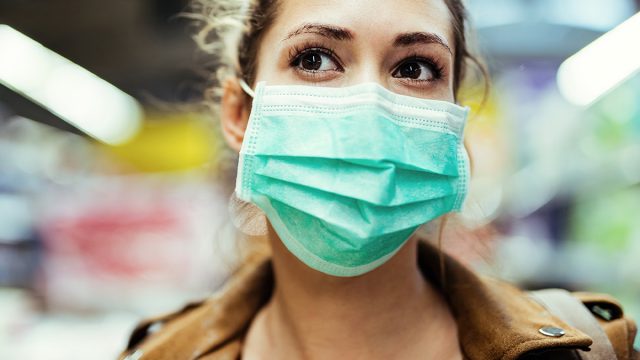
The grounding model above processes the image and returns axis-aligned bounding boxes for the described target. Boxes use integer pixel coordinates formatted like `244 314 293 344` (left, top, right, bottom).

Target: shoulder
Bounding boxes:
117 298 240 360
420 240 638 359
118 260 273 360
468 272 639 359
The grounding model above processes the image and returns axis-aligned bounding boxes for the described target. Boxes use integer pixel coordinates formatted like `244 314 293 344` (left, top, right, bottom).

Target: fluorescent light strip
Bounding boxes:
557 12 640 107
0 25 141 145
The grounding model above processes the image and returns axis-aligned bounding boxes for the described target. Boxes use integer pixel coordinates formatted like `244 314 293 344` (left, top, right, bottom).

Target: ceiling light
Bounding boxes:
0 25 142 145
557 12 640 106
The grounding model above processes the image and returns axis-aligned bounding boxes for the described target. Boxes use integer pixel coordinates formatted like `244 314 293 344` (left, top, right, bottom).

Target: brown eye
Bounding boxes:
293 50 340 72
392 59 438 81
301 53 322 70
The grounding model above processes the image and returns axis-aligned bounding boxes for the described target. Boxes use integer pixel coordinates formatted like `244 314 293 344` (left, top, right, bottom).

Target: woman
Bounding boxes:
119 0 638 359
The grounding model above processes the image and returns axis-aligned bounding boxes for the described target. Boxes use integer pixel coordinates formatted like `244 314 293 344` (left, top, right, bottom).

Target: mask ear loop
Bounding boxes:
238 78 256 98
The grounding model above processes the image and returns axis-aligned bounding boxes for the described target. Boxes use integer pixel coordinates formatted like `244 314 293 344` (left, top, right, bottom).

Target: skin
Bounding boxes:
221 0 463 358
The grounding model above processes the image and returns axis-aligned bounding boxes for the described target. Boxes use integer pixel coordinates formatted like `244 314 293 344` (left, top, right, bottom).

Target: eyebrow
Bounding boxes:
283 23 452 55
283 23 354 42
393 32 452 55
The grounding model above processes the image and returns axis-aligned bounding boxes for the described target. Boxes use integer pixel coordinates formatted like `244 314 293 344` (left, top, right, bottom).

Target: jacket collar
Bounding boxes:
145 240 593 359
416 240 592 359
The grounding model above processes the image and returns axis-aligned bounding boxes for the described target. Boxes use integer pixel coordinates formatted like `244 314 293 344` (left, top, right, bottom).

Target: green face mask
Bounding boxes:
236 81 470 277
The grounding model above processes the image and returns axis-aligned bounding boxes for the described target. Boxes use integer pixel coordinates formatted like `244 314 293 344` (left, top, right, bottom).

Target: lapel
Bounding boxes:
416 240 592 359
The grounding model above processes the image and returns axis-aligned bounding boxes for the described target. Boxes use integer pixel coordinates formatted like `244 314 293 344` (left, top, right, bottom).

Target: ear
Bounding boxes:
221 77 251 152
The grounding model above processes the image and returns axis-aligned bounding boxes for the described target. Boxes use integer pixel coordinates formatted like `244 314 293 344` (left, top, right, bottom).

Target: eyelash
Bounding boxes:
287 43 445 82
394 53 445 82
287 42 343 71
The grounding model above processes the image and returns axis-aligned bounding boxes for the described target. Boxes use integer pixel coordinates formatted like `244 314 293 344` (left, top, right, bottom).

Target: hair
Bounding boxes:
185 0 490 271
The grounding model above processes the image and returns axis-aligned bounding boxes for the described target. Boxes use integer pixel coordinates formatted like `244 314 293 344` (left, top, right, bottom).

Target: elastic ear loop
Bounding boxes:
238 78 256 98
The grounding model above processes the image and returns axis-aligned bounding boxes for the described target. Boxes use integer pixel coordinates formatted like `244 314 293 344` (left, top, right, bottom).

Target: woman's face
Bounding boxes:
254 0 455 102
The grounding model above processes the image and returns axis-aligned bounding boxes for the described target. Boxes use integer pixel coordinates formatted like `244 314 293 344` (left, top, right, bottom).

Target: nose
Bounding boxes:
345 59 389 89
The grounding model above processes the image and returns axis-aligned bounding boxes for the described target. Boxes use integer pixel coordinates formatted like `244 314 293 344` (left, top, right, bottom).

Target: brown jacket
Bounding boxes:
119 241 639 359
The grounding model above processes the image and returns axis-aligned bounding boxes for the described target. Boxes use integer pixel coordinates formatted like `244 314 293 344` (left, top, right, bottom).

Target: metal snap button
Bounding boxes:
538 326 565 337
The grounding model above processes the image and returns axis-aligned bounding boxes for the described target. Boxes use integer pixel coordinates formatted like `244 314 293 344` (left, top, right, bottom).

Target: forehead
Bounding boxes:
271 0 453 48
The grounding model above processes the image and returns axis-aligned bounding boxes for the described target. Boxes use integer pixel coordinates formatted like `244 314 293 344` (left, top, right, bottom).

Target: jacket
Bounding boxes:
119 240 639 359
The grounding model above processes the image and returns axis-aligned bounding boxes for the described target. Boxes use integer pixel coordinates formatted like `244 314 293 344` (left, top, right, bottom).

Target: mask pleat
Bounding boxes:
255 195 421 264
251 176 457 238
253 156 458 206
250 111 462 176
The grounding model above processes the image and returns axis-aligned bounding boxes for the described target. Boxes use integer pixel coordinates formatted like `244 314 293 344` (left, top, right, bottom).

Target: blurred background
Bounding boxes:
0 0 639 358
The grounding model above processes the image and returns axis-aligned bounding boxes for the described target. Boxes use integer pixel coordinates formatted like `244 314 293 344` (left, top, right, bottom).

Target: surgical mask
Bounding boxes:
235 80 470 277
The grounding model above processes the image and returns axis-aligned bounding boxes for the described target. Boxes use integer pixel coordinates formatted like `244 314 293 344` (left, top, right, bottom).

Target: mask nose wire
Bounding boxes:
238 78 256 98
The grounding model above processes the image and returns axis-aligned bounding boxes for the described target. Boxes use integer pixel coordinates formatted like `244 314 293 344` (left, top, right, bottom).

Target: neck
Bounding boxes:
255 227 461 359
